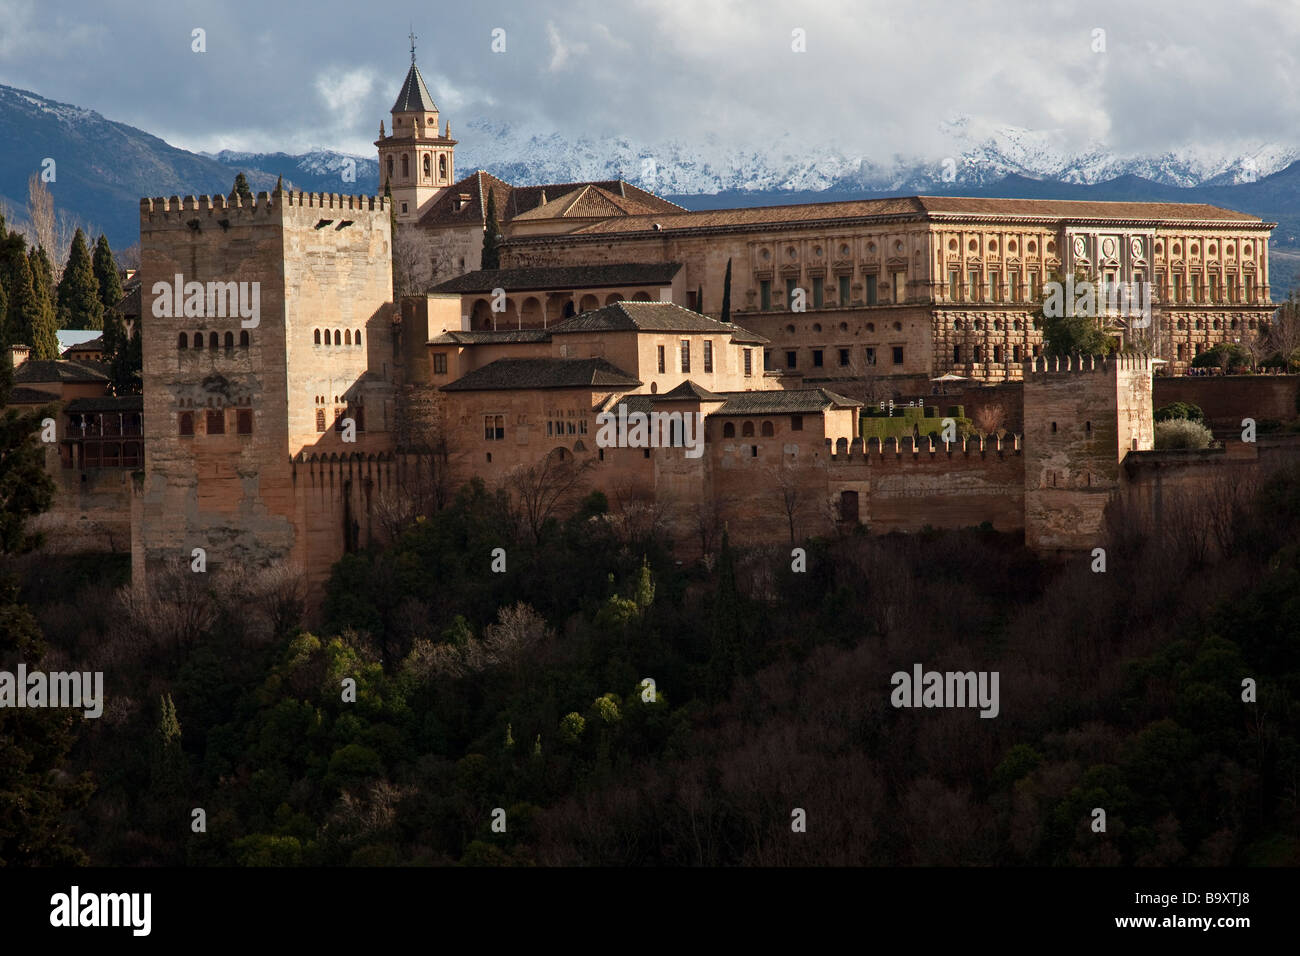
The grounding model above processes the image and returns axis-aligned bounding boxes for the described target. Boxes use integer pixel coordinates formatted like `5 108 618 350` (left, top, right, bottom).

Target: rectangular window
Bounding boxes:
987 271 999 302
1210 274 1220 301
353 407 365 432
484 415 505 441
432 352 448 375
813 276 824 309
838 274 850 306
333 407 345 431
237 409 253 435
973 344 982 363
892 346 904 366
993 344 1003 363
1174 273 1185 300
1228 274 1238 302
949 270 960 301
893 270 905 302
838 348 850 367
764 350 772 371
1028 273 1038 300
968 271 980 300
1246 275 1255 300
865 347 876 366
1191 276 1201 303
790 415 803 431
703 340 713 373
687 290 697 310
743 349 752 377
786 350 797 369
657 345 665 374
786 278 799 308
180 412 194 437
1009 271 1020 303
865 274 878 305
953 345 961 364
812 349 824 367
680 339 691 373
206 409 225 435
1013 345 1022 363
316 408 326 432
760 280 772 311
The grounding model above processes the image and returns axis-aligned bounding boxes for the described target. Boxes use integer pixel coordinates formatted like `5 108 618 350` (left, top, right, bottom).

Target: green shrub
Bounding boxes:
1154 418 1213 450
1154 401 1205 423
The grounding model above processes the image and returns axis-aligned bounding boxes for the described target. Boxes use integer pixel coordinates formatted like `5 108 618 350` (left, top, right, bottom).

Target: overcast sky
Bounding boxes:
2 0 1298 160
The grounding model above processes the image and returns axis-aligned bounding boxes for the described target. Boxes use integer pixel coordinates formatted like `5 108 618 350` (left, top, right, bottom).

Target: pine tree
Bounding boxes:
720 258 732 324
230 172 254 204
91 235 123 312
55 229 103 331
482 189 501 270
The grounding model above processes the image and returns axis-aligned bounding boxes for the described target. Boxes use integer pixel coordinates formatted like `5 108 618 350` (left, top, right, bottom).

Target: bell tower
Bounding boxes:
376 32 457 222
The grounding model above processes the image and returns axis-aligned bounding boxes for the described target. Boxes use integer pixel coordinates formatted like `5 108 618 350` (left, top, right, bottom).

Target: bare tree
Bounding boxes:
27 174 56 260
973 402 1006 438
506 448 595 544
770 461 811 545
1267 302 1300 369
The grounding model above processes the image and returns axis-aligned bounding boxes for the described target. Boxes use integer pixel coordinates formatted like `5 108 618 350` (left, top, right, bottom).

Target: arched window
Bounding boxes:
178 332 188 349
401 154 409 178
209 332 219 350
386 156 393 179
723 422 735 438
422 155 431 177
761 421 775 437
224 331 234 349
742 421 755 437
193 332 204 350
179 412 194 436
344 329 352 345
354 329 361 346
240 330 249 347
334 330 342 345
439 154 447 179
314 329 321 344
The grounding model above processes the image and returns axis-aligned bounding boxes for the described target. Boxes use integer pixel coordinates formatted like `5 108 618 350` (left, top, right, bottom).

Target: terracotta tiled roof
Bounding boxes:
14 359 109 384
549 301 770 343
658 380 722 401
711 388 863 416
6 386 60 404
441 357 641 392
62 334 104 354
511 184 662 222
430 262 682 294
428 329 552 345
554 195 1266 237
416 171 682 230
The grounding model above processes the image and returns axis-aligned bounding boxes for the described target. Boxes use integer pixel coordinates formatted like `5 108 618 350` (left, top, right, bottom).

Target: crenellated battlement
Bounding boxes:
825 434 1023 463
140 191 391 226
1024 353 1154 375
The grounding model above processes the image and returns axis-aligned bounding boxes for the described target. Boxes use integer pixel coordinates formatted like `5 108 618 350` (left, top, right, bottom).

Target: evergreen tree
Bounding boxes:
1035 270 1114 358
482 189 501 270
720 258 732 324
7 253 57 360
150 694 186 796
230 172 254 204
108 319 142 396
91 235 123 312
21 250 58 360
55 229 103 331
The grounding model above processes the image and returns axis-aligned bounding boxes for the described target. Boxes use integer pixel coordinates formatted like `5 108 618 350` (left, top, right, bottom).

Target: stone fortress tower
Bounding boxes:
1022 353 1155 552
133 189 398 592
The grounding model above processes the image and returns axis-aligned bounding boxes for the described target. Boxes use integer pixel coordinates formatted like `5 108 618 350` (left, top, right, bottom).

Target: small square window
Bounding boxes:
812 349 824 367
892 346 904 366
237 409 253 435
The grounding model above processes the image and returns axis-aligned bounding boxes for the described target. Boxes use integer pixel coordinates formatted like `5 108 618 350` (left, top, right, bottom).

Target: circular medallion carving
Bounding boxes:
1073 236 1087 257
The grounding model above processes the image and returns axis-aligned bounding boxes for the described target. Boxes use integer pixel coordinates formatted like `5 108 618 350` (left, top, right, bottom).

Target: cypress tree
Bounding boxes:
108 319 142 396
720 258 732 324
482 188 501 270
55 229 103 331
22 249 58 360
229 172 254 204
92 235 123 312
8 254 57 360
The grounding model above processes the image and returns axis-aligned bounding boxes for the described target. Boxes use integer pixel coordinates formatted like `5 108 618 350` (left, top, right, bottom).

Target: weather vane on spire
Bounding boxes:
409 26 417 64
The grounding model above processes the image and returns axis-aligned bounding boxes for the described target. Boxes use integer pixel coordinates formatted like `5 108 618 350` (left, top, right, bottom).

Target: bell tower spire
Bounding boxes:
375 33 458 222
